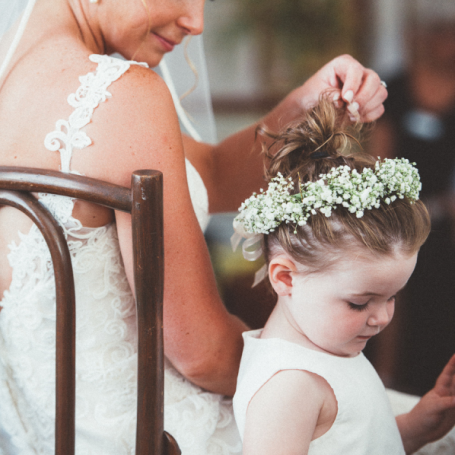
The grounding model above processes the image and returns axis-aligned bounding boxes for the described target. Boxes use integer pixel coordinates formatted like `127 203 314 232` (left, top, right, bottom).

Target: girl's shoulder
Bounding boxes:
242 369 336 454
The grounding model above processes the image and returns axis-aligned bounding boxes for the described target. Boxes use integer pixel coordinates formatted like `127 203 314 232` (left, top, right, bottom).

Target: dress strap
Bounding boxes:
44 54 148 173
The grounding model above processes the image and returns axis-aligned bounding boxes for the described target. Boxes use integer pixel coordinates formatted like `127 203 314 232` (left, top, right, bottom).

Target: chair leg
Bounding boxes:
163 432 181 455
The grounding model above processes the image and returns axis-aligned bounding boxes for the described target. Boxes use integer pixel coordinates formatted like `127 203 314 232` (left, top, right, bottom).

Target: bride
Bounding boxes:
0 0 440 454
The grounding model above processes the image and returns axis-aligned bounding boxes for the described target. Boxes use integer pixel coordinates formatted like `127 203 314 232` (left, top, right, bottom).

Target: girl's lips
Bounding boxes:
153 33 176 52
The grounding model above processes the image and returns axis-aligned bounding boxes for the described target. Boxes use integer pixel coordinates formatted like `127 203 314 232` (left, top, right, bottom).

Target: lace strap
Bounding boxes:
44 54 148 173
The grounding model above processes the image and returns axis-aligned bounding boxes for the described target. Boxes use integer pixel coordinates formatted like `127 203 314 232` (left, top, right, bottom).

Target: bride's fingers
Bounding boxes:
349 74 387 122
313 55 364 94
297 55 386 121
328 90 344 108
360 87 386 114
333 57 366 102
353 69 386 108
324 57 385 121
357 104 385 123
357 90 388 122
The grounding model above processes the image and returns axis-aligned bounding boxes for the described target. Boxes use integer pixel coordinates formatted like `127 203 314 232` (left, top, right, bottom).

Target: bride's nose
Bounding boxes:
177 1 205 36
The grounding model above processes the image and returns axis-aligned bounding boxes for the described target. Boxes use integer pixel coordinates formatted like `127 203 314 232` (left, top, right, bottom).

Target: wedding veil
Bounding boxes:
157 36 217 144
0 0 217 144
0 0 36 82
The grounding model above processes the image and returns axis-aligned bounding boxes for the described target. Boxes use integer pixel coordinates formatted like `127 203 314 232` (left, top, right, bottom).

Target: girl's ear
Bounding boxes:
269 256 298 296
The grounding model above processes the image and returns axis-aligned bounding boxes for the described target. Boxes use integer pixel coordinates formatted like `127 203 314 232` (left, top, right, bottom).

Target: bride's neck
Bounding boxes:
47 0 105 55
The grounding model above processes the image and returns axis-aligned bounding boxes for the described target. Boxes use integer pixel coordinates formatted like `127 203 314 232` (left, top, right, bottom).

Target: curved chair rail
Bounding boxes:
0 166 132 212
0 189 76 453
0 166 180 455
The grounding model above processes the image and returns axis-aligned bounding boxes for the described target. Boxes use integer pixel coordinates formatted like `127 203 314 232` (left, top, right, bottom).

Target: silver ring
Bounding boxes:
380 80 387 88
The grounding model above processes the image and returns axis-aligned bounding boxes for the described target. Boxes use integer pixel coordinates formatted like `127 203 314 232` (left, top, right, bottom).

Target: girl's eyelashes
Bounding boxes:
347 301 369 312
348 295 396 312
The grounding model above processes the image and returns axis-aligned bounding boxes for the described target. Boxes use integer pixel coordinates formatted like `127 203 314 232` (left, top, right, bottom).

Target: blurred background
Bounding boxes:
200 0 455 397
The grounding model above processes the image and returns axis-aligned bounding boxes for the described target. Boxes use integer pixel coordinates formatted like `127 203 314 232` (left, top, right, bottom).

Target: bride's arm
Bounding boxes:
185 55 387 214
83 64 248 396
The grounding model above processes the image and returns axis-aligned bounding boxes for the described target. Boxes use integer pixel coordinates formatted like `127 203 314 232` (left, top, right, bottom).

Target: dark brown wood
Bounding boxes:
0 189 76 455
131 170 165 455
0 166 179 455
163 432 182 455
0 166 132 212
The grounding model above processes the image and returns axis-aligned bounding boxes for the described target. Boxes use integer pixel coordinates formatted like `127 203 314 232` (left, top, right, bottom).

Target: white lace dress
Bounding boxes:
0 54 242 455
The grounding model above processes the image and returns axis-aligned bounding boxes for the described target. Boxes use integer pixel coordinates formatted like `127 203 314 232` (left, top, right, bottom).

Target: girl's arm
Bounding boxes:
184 55 388 214
79 65 248 396
396 354 455 454
242 370 333 455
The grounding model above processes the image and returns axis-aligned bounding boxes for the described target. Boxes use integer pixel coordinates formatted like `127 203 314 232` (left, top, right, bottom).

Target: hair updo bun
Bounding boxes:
262 94 373 192
258 94 431 271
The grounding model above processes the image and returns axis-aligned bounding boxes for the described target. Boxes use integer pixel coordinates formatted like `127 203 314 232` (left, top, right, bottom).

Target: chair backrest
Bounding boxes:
0 166 180 455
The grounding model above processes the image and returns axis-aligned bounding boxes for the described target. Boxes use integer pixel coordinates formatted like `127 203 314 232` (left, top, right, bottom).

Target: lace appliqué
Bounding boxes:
41 54 148 227
38 193 75 225
164 360 242 455
44 54 147 173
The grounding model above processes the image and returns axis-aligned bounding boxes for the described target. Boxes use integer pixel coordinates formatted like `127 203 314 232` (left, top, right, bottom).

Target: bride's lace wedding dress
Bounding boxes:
0 54 241 455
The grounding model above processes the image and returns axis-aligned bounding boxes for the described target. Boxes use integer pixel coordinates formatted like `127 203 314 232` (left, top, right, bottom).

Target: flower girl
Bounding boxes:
232 96 455 454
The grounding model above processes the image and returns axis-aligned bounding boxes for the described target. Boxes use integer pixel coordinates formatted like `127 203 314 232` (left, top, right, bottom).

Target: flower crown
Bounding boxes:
235 158 421 235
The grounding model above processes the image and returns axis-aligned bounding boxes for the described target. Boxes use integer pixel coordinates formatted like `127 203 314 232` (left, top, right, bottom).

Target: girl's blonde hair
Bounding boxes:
261 95 431 270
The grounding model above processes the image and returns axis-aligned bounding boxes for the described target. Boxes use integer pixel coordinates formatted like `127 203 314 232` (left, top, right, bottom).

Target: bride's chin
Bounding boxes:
130 45 166 67
142 54 164 68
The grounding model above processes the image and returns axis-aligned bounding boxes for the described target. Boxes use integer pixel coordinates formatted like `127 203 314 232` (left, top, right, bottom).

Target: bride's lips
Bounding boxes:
153 33 176 52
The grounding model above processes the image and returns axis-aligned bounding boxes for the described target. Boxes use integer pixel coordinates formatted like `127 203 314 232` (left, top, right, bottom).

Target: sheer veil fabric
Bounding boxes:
0 0 36 83
156 35 217 144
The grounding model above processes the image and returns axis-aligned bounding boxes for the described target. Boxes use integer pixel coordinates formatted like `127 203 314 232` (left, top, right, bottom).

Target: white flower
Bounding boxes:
234 158 421 235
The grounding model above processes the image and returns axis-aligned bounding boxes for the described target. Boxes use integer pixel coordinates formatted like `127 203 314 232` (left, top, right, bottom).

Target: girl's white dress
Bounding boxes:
234 330 406 455
0 54 241 455
234 329 455 455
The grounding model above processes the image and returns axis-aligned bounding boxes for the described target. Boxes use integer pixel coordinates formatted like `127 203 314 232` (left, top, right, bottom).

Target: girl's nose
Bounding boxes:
368 301 394 328
177 2 205 36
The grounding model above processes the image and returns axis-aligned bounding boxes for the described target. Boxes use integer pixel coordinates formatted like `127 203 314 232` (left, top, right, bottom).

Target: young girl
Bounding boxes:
232 97 455 454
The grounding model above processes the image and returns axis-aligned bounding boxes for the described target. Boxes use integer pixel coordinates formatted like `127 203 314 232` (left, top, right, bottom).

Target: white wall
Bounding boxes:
369 0 407 77
203 1 262 99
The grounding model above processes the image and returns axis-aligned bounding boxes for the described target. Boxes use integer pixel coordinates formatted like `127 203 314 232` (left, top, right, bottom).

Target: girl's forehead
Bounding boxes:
297 249 417 284
321 251 416 293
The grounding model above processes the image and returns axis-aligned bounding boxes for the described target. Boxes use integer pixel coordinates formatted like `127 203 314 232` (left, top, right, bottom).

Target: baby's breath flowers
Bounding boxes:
235 158 421 235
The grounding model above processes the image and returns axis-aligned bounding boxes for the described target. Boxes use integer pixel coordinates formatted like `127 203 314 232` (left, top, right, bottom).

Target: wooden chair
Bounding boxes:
0 166 180 455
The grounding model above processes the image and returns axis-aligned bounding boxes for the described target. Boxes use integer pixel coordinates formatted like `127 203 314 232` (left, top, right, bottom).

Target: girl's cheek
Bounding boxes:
342 312 366 333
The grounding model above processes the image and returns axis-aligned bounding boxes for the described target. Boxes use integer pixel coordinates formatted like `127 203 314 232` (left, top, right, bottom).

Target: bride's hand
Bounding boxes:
267 55 387 127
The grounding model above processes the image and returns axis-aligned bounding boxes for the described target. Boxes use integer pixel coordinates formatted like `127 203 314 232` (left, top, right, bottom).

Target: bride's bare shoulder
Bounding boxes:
89 58 180 145
72 57 183 185
109 60 173 113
